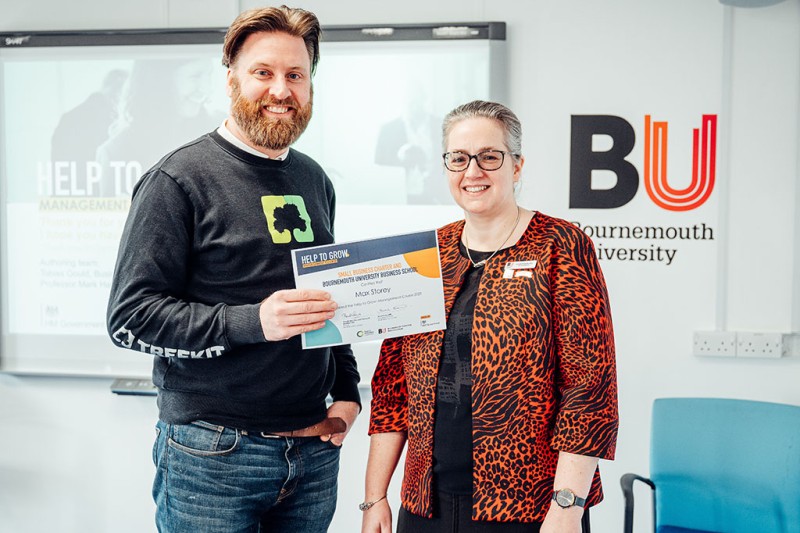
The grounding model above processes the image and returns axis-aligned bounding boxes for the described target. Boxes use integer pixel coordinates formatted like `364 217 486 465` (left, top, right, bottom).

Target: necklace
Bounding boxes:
463 206 521 268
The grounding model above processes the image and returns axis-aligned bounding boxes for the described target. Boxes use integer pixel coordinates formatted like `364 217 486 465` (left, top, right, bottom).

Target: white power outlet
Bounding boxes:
736 332 784 358
693 331 737 357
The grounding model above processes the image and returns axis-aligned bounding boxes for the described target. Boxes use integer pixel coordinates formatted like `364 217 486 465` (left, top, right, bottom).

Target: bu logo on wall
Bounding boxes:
569 114 718 211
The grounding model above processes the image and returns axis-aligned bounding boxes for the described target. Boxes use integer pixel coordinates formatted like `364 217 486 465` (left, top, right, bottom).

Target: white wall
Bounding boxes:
1 1 798 532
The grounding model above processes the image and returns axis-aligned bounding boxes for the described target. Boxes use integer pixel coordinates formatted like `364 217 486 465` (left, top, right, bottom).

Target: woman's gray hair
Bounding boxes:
441 100 522 158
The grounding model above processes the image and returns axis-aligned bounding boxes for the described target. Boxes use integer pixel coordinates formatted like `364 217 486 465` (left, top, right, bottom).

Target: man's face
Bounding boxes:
226 31 313 151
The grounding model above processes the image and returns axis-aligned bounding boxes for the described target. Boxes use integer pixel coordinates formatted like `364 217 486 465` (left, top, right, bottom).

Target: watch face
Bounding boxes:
555 489 575 507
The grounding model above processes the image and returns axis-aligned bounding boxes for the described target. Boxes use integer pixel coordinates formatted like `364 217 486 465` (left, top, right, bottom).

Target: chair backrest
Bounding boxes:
650 397 800 533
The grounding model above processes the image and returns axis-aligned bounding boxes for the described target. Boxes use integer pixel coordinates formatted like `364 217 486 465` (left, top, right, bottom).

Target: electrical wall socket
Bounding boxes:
736 332 784 358
693 331 737 357
694 331 800 358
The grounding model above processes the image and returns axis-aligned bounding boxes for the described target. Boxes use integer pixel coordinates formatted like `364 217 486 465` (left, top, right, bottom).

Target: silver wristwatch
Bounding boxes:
552 488 586 508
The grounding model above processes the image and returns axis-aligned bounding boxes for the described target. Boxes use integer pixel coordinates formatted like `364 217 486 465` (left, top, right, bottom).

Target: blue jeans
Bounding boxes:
152 419 341 533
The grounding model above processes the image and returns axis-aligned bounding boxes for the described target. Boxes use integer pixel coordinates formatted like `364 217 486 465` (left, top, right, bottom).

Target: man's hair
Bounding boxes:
441 100 522 158
222 5 321 74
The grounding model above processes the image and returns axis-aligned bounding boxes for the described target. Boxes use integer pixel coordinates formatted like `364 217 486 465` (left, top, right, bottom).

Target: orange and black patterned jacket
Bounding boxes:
369 212 618 523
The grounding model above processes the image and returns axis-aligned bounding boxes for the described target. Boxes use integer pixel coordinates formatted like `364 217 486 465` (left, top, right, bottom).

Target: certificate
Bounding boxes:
292 230 446 349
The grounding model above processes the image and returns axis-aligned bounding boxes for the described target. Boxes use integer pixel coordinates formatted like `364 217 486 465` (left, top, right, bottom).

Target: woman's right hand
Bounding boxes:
360 499 392 533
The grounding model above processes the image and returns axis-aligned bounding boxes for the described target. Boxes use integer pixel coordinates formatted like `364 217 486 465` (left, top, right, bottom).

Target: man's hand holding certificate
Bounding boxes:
291 230 446 349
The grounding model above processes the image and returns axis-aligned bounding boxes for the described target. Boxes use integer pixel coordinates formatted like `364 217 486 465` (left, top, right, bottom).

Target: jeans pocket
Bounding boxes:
168 420 241 457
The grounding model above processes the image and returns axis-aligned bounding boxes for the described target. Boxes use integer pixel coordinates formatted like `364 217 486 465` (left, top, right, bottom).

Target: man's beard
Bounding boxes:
229 78 313 151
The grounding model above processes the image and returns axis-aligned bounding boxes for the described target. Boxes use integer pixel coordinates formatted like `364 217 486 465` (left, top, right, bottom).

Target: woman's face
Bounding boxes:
444 117 523 218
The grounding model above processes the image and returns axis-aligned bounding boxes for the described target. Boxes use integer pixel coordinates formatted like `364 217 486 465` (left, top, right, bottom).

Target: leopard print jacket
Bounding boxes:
369 212 619 522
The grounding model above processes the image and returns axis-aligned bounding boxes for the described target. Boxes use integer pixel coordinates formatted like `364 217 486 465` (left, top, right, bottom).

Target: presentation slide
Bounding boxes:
0 28 503 374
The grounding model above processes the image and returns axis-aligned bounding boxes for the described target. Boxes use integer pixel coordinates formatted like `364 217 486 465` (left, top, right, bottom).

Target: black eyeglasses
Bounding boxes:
442 150 518 172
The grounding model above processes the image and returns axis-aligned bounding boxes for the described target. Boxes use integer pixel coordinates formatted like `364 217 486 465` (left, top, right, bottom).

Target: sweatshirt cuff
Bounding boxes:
330 377 362 409
225 304 266 346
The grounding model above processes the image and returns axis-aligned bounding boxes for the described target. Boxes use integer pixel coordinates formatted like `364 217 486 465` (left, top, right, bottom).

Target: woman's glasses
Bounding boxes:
442 149 517 172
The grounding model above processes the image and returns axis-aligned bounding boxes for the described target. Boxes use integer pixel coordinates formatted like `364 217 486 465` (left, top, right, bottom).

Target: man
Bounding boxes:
106 6 360 532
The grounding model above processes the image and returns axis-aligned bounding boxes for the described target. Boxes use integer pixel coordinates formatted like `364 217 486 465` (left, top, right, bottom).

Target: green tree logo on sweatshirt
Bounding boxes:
260 195 314 244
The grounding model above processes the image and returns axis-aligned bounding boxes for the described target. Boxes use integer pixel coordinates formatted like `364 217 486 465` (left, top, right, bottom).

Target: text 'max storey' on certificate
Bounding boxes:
292 230 446 349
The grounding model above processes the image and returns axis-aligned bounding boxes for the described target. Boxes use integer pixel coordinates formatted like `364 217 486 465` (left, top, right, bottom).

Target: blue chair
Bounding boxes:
621 397 800 533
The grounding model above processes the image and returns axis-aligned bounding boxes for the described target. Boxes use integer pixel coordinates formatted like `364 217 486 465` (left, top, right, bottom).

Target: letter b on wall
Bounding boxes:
570 115 638 209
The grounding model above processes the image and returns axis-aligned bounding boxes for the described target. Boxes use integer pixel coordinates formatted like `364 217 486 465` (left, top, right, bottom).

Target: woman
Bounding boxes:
361 100 618 533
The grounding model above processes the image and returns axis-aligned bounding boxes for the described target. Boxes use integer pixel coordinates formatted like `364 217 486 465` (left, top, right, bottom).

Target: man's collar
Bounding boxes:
217 119 288 160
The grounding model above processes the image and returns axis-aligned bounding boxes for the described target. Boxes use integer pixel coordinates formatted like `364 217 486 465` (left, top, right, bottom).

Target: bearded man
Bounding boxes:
106 6 360 532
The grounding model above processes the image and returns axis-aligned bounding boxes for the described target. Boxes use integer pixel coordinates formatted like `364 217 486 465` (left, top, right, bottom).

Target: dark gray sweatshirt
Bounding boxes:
107 131 360 432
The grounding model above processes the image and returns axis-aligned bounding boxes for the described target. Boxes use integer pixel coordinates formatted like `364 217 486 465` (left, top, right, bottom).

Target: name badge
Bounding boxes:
503 260 538 278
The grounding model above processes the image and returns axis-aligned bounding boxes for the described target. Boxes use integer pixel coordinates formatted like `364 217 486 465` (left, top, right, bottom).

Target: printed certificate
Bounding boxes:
292 230 446 349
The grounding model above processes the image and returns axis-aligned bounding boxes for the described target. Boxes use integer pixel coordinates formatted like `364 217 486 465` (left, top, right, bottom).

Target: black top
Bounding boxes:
432 242 497 494
107 131 360 432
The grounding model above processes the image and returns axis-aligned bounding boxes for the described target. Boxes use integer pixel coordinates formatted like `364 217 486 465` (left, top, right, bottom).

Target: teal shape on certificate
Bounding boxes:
305 320 342 347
